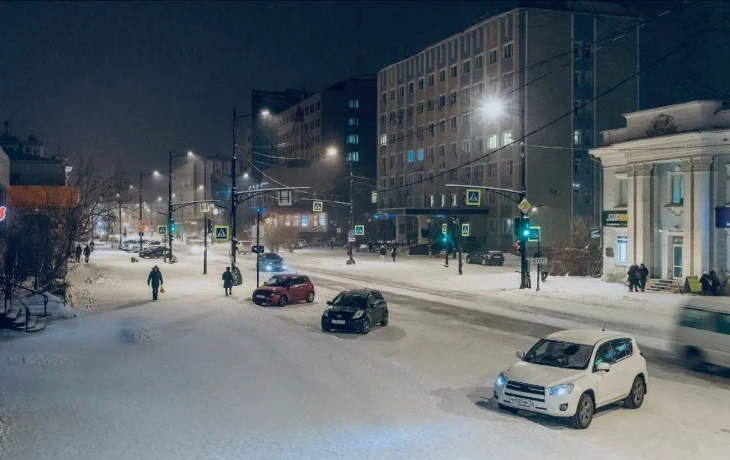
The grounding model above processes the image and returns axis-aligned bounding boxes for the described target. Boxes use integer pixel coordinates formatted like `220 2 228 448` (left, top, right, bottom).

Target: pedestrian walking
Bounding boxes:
700 270 712 295
75 244 82 263
709 270 721 296
89 240 95 253
627 265 639 292
147 265 164 301
222 267 234 296
391 245 397 262
83 244 91 263
379 245 386 261
368 241 373 253
639 263 649 292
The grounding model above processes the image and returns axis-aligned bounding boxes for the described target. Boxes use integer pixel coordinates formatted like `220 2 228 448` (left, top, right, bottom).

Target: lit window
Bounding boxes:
408 150 414 163
615 236 628 265
671 172 683 205
451 194 457 206
348 152 359 162
429 195 435 207
417 148 424 161
348 99 359 109
440 194 446 207
488 135 498 149
502 131 513 145
378 134 385 146
574 129 581 145
348 117 359 126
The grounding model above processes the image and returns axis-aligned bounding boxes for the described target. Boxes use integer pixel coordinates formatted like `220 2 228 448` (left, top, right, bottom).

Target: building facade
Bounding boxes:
591 100 730 288
376 3 638 249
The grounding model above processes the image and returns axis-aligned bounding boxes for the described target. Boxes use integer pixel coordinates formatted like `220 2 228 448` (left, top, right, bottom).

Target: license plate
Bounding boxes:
256 295 265 299
331 320 346 325
512 397 534 408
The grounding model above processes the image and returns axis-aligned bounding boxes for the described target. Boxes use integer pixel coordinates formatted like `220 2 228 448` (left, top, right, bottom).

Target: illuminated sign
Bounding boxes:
0 206 6 222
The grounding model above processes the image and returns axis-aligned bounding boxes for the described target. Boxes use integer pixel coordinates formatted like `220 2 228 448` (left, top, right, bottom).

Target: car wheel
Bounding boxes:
481 258 487 266
570 393 594 429
278 296 288 307
623 376 645 409
465 255 471 264
499 262 504 267
306 292 315 303
321 319 331 332
684 347 706 372
380 311 388 326
498 403 518 413
361 317 371 334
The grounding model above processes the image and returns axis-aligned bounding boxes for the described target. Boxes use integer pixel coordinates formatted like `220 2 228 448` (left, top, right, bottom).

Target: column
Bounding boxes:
626 165 638 266
681 159 694 277
634 163 654 270
692 157 713 275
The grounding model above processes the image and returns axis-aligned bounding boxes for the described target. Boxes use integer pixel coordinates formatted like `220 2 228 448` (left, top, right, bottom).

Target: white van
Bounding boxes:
674 298 730 370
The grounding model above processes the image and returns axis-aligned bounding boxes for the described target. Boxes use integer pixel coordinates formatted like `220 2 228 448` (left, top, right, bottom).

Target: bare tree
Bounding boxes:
262 218 300 253
545 218 602 277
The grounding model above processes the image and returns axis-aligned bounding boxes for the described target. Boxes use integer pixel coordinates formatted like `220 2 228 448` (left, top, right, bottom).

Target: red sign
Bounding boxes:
0 206 6 222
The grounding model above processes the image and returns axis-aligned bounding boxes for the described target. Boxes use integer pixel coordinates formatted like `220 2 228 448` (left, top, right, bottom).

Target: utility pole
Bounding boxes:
138 171 143 251
203 160 208 275
348 153 354 264
519 103 528 289
256 206 261 287
231 108 238 267
118 200 122 249
168 150 174 263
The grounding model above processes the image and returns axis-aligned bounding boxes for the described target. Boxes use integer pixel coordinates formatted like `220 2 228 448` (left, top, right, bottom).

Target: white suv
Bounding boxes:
493 329 648 429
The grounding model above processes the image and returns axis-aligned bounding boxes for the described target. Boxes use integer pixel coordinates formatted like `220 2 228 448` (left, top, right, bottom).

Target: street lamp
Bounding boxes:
479 97 505 119
167 150 198 262
138 170 160 251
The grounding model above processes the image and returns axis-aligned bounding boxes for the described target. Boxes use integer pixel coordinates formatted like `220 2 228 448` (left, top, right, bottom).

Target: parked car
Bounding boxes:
311 237 325 247
465 249 505 266
674 298 730 371
139 246 170 259
321 289 388 334
252 275 315 307
256 253 287 272
122 240 148 252
493 329 648 429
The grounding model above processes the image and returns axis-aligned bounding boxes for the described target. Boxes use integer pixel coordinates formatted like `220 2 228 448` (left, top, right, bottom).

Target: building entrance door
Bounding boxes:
672 237 683 278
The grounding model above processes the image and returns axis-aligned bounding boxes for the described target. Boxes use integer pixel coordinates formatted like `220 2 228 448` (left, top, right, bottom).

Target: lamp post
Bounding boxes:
168 150 194 263
138 170 159 251
327 147 355 264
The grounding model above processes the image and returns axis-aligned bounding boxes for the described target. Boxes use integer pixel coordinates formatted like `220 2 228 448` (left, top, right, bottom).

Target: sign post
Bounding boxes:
347 230 356 243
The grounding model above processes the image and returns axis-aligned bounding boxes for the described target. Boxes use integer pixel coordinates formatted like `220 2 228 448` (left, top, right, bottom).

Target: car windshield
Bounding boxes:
260 254 282 261
331 293 367 309
265 277 289 287
523 339 593 370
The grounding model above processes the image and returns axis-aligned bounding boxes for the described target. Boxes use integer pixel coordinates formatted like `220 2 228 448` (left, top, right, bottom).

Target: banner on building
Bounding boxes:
602 210 628 227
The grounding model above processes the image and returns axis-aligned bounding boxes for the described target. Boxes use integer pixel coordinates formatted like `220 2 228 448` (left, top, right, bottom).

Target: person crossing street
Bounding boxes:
147 265 164 301
222 267 234 296
83 244 91 263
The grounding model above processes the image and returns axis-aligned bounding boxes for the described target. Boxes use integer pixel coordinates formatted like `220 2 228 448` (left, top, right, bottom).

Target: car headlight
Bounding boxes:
352 310 365 319
549 384 574 396
495 372 507 388
323 310 329 317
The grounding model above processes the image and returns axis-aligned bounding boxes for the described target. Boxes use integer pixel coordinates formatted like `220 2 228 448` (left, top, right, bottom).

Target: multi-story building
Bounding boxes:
591 100 730 290
377 2 639 249
260 76 378 240
245 89 311 181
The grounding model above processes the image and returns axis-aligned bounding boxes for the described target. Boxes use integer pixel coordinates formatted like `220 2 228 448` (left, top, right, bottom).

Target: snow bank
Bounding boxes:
22 292 78 319
65 286 97 315
84 265 121 285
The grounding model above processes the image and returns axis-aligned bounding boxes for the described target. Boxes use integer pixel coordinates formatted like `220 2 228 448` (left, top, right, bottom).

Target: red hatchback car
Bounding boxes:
252 274 315 307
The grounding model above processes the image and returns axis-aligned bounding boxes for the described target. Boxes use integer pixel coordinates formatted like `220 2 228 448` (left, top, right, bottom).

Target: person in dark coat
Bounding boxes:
368 241 373 253
222 267 234 296
627 265 639 292
89 241 95 253
700 271 712 295
391 245 397 262
83 244 91 263
75 244 82 263
709 270 722 296
638 263 649 292
147 265 163 301
379 245 386 261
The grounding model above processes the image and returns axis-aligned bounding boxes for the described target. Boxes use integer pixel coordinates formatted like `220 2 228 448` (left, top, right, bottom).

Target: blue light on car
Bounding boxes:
495 373 507 387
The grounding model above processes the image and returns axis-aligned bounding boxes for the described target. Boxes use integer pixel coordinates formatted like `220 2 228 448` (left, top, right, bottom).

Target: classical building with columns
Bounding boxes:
591 100 730 287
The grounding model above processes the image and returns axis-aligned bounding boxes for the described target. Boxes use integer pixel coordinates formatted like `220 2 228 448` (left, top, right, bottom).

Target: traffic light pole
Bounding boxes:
168 150 174 263
138 171 143 251
203 214 208 275
519 103 528 290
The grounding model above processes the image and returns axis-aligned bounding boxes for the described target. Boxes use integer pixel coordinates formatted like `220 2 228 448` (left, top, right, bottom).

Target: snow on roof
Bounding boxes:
545 329 628 345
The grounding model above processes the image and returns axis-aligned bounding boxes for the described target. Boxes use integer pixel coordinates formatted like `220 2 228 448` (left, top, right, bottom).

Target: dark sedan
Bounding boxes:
465 249 505 266
139 246 169 259
256 253 287 272
321 289 388 334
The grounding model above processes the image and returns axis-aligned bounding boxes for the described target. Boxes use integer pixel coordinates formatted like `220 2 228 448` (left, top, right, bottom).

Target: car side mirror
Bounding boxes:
326 301 332 306
595 362 611 372
516 350 525 359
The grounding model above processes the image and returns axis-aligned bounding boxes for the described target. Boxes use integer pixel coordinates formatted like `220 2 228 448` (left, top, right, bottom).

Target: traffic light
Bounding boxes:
513 216 531 241
170 219 177 234
205 218 213 235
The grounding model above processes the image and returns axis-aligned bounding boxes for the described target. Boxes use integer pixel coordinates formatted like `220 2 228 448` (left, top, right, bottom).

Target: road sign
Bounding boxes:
214 225 229 240
461 223 470 237
278 190 292 206
312 201 323 212
138 231 144 237
337 227 342 234
532 257 548 265
590 227 601 239
157 225 167 235
138 222 145 232
518 198 532 213
466 189 481 206
442 223 448 234
528 226 541 242
200 202 211 213
354 225 365 236
347 230 356 242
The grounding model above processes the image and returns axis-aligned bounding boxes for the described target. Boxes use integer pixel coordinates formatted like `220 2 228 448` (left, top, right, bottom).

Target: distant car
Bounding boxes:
321 289 388 335
674 298 730 371
139 246 170 259
465 249 504 266
293 239 309 249
256 253 287 272
123 240 148 252
311 237 325 247
186 236 202 246
252 275 315 307
493 329 648 429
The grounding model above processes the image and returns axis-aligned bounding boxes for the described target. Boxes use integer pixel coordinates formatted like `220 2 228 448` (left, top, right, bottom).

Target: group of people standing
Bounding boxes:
627 264 649 292
377 244 397 262
700 270 723 296
74 241 95 263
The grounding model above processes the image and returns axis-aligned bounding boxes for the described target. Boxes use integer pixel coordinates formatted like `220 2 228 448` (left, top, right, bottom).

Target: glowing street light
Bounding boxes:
261 109 271 118
479 98 505 119
326 147 338 156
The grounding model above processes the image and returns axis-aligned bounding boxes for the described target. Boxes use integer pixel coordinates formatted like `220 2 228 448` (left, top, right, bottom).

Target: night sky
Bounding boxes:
2 1 730 183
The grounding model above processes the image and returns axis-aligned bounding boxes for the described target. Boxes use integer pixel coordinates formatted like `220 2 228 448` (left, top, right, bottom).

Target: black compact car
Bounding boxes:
321 289 388 334
139 246 169 259
257 253 287 272
465 249 505 266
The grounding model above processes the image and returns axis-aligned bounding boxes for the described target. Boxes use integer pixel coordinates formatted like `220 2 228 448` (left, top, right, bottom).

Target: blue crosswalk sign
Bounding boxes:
466 189 481 206
528 227 541 242
214 226 229 239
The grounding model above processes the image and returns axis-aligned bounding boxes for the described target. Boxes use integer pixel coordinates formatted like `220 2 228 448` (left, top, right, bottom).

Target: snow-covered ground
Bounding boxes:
1 246 729 459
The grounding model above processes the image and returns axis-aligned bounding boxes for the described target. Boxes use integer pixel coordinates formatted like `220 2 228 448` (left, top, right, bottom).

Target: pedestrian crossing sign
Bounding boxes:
466 189 481 206
157 225 167 235
312 201 323 212
214 225 229 240
461 223 470 237
528 226 541 242
354 225 365 236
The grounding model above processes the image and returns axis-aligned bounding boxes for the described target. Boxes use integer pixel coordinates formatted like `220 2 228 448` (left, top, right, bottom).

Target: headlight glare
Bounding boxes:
352 310 365 319
549 384 574 396
495 373 507 388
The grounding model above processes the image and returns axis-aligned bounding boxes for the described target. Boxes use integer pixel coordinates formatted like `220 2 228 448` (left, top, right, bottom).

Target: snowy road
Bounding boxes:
1 247 729 459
